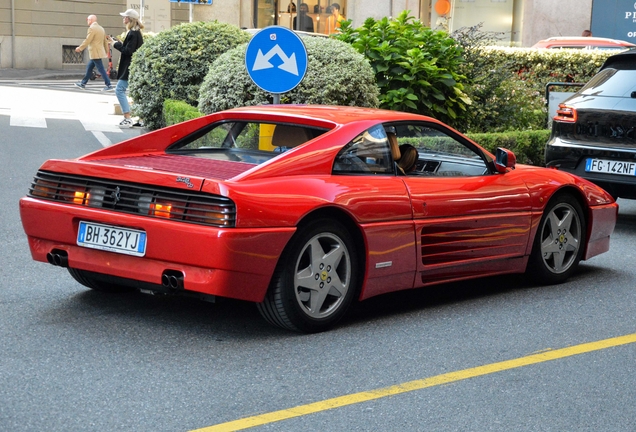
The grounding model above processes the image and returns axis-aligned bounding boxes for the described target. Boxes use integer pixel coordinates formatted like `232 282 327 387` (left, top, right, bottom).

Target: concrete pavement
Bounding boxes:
0 68 146 145
0 68 83 81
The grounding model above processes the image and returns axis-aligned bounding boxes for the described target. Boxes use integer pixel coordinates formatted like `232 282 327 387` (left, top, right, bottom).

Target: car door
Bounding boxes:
391 122 533 286
332 124 417 299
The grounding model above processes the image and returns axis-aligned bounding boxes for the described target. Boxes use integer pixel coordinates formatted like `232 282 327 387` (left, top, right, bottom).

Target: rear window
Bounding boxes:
166 121 328 163
580 69 636 97
168 121 326 152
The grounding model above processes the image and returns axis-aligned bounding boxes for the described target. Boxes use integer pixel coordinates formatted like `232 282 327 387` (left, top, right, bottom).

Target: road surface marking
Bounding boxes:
91 131 112 147
191 332 636 432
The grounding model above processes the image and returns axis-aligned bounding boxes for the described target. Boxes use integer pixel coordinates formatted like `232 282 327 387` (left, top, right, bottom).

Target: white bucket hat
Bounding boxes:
120 9 140 20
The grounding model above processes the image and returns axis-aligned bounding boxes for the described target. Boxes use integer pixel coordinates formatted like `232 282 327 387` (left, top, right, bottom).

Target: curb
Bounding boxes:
0 69 83 81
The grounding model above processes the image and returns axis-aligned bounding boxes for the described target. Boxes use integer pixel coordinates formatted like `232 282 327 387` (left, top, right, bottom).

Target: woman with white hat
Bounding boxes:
108 9 144 127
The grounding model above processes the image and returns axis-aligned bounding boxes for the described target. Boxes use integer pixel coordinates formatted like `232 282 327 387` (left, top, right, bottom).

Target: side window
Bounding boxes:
333 124 393 174
393 123 489 177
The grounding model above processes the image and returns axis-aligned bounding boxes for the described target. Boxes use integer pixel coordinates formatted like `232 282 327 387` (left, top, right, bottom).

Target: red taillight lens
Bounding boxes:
31 180 57 198
554 104 577 123
185 204 232 227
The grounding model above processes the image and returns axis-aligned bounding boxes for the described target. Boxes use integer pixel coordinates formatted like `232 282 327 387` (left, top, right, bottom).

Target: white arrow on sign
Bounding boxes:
252 44 299 76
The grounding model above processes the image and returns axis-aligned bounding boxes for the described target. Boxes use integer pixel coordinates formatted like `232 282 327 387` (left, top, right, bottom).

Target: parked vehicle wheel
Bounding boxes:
257 219 359 333
527 194 586 284
67 268 134 293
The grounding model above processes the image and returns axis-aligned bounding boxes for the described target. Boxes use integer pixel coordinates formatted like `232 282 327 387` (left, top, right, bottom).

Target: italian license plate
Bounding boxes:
77 221 146 257
585 159 636 176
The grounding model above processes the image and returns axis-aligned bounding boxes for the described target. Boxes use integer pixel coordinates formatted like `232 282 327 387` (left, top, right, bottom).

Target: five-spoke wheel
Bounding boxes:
257 219 359 332
528 194 586 284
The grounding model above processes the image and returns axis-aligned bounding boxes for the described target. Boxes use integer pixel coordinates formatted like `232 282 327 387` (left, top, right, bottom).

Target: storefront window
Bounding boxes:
429 0 518 44
254 0 347 34
256 0 276 28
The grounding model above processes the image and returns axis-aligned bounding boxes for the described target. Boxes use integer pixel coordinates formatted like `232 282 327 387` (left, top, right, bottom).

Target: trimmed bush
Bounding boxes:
163 99 203 126
335 11 470 125
467 129 551 166
198 36 380 113
485 46 611 84
129 21 250 130
450 24 612 134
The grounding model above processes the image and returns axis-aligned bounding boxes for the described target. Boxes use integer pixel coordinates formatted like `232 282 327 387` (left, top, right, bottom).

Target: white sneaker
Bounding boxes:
119 118 133 128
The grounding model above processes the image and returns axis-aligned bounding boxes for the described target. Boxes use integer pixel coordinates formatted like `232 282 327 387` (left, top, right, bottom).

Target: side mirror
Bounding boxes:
495 147 516 173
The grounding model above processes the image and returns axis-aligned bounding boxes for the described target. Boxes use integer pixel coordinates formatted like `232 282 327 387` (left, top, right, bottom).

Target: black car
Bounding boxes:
545 49 636 199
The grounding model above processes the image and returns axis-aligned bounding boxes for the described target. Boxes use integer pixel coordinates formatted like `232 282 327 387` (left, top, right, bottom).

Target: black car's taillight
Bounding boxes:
554 104 577 123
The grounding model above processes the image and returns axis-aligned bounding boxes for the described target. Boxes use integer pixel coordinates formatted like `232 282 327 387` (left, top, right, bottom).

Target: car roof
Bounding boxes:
600 48 636 70
532 36 636 49
222 105 436 126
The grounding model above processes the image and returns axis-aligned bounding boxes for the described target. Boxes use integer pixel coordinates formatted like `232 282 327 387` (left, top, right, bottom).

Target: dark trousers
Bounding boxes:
80 58 111 86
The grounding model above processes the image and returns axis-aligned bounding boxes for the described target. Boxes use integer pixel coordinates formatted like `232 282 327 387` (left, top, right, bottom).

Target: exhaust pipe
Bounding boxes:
46 250 68 267
161 270 184 290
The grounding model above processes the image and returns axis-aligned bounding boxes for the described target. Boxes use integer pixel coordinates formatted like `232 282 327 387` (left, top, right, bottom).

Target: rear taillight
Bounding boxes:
554 104 577 123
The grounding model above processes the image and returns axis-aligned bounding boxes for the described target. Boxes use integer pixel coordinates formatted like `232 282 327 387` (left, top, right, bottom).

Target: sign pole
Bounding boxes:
189 3 193 22
273 94 281 104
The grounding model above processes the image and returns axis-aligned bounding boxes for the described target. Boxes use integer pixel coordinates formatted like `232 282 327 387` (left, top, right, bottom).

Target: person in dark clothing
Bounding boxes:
108 8 144 127
293 3 314 33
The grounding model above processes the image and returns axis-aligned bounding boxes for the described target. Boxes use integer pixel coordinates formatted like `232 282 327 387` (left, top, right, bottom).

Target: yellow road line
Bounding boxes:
192 333 636 432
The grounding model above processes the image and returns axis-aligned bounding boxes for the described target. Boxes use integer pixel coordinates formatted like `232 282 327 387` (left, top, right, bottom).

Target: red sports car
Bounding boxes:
20 106 617 332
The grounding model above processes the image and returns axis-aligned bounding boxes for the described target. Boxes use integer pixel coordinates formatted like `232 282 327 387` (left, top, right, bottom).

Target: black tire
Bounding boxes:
527 194 586 284
67 268 134 293
257 219 359 333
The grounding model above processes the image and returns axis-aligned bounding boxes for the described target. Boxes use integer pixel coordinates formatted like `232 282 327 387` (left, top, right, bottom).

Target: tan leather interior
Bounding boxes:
272 125 312 148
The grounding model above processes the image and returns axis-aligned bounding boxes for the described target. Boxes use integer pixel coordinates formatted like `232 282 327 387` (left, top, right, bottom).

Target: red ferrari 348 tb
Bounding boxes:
20 106 617 332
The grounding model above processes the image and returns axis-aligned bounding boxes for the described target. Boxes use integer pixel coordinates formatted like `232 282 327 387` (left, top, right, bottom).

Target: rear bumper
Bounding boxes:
20 197 295 302
585 202 618 261
546 138 636 198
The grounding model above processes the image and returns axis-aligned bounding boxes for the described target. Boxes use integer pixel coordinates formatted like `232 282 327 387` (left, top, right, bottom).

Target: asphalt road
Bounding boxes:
1 83 635 432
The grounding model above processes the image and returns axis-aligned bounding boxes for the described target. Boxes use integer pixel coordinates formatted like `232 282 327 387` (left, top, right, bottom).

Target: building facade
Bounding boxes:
0 0 621 71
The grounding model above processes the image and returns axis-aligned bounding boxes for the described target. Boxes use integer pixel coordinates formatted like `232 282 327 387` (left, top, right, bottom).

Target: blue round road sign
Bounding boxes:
245 26 308 94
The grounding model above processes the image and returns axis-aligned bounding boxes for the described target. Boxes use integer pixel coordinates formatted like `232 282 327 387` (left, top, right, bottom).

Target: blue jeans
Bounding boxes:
80 58 111 86
115 80 130 114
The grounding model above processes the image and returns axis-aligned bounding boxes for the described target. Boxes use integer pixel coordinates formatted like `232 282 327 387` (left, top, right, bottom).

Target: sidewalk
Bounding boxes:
0 68 85 81
0 69 147 139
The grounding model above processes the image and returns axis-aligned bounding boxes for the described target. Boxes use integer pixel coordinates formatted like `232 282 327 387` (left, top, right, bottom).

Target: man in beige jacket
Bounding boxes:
74 15 113 91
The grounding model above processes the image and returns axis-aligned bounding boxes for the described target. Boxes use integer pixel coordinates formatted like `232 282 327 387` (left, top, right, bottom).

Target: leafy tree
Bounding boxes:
335 11 471 124
198 36 379 113
129 21 250 130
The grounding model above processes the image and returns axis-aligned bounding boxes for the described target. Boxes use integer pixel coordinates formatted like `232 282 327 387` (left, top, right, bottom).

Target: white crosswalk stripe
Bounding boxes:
91 131 113 147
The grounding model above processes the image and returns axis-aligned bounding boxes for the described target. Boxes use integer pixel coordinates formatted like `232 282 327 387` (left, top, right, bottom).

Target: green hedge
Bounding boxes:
466 129 551 166
163 99 203 126
453 46 612 133
482 47 611 85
